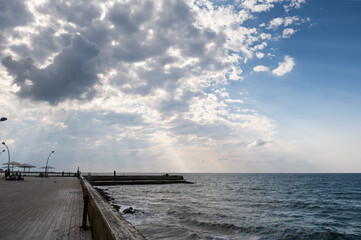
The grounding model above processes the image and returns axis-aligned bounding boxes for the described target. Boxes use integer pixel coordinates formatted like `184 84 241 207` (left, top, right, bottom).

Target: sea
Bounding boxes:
97 173 361 240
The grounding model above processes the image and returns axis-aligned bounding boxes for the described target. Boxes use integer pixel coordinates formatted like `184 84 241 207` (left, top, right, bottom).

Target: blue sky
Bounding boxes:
0 0 360 173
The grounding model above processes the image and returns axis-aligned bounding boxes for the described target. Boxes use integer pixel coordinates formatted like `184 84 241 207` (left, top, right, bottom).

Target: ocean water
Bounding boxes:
97 173 361 240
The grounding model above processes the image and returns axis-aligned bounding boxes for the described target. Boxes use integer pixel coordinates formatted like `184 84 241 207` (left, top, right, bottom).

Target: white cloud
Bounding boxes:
0 0 309 172
256 52 265 59
248 139 269 148
242 0 275 12
253 42 267 51
284 0 306 12
229 66 243 80
284 16 300 26
259 33 272 40
272 55 295 76
268 17 284 29
253 65 269 72
268 16 300 29
214 88 230 98
282 28 297 38
225 99 244 104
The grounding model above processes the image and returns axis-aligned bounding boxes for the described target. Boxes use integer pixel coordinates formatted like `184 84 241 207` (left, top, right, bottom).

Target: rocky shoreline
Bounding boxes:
96 187 121 212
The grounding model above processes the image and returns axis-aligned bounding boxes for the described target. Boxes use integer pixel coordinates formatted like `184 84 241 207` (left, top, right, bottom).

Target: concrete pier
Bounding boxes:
88 174 193 186
0 177 92 240
80 176 146 240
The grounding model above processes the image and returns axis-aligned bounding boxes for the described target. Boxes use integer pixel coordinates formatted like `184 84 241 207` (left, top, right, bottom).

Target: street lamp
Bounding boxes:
0 149 5 155
0 117 7 121
2 142 10 176
45 150 55 177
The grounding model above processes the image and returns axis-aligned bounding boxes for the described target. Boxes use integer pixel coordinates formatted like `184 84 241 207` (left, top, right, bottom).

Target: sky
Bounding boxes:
0 0 360 173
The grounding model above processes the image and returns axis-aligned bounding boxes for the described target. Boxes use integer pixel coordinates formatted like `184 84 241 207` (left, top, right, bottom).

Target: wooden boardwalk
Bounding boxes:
0 176 93 240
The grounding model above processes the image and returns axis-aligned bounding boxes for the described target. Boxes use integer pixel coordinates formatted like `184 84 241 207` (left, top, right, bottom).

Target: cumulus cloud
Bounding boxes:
272 55 295 76
0 0 306 108
284 0 306 12
253 42 267 51
242 0 275 12
282 28 297 38
248 139 268 148
0 0 33 30
256 52 265 59
259 33 272 40
253 65 269 72
0 0 33 44
225 99 244 104
267 16 300 29
2 34 100 104
0 0 309 171
268 17 284 29
39 0 101 27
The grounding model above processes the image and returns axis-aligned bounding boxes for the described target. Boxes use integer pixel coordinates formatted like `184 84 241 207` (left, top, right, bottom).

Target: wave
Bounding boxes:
104 173 361 240
181 219 264 235
279 230 357 240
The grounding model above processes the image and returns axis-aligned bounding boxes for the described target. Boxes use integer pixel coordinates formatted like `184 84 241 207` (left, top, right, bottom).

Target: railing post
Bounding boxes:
82 194 89 229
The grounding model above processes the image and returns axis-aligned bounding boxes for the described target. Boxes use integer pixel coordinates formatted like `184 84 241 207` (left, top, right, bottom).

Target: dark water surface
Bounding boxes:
98 173 361 240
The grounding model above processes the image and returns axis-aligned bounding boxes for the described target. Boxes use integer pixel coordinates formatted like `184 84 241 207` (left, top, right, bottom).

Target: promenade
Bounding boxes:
0 176 92 240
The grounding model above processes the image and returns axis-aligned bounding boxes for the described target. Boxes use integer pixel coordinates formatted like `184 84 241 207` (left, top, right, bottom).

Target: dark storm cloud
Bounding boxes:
0 0 33 43
11 27 64 63
158 90 201 116
101 0 225 115
2 0 225 112
2 34 100 105
81 20 112 50
107 0 221 64
107 1 154 34
38 0 101 27
0 0 33 30
30 27 60 61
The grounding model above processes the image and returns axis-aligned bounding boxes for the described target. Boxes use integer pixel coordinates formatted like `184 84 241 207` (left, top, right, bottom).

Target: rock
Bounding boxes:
112 204 120 211
122 207 139 214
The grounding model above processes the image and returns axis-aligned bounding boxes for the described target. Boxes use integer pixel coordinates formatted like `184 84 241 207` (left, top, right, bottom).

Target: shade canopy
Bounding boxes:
15 163 36 173
16 163 36 168
40 166 55 169
2 161 21 166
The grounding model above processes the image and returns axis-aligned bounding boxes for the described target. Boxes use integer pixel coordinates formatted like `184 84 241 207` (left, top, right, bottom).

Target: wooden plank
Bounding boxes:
0 177 92 240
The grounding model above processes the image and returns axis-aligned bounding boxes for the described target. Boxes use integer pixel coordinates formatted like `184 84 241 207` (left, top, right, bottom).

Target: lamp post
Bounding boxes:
2 142 10 175
0 117 7 121
45 150 55 177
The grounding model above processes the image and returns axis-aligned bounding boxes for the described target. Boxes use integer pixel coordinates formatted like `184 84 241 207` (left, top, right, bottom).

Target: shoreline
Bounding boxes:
95 187 121 212
79 175 146 240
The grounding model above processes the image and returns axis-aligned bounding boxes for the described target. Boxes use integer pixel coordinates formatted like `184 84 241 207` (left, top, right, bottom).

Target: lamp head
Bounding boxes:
2 142 5 145
0 117 7 121
52 151 55 153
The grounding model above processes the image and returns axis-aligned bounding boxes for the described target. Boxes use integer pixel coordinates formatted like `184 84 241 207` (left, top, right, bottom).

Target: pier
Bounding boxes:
88 174 193 186
0 177 92 240
0 173 191 239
